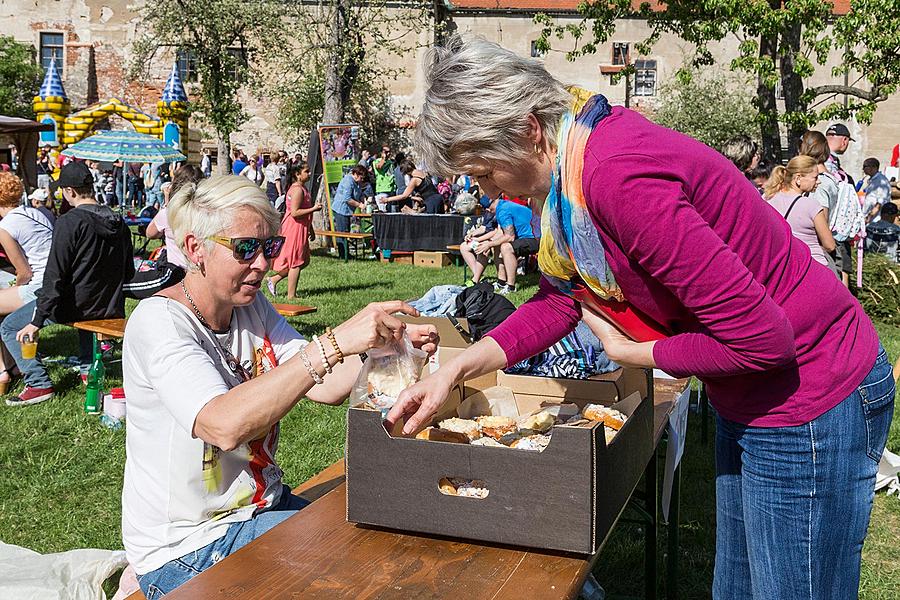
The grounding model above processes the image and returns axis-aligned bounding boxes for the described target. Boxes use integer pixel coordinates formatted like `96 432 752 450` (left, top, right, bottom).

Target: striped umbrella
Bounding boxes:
60 129 185 163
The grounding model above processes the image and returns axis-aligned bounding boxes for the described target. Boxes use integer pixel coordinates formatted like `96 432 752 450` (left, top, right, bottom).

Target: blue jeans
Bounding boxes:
138 485 309 598
0 300 93 389
714 346 895 599
333 212 351 259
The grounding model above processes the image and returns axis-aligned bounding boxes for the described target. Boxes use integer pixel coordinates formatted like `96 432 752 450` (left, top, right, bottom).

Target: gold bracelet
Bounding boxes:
325 327 344 363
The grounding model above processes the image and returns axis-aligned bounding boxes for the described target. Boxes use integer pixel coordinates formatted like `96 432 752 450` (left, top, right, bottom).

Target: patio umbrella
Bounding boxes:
60 129 186 207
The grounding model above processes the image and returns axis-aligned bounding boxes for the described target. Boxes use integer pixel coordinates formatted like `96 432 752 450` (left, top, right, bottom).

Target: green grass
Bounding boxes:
0 251 897 600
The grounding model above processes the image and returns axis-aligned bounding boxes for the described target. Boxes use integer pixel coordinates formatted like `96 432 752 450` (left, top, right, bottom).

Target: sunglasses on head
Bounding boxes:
209 236 285 261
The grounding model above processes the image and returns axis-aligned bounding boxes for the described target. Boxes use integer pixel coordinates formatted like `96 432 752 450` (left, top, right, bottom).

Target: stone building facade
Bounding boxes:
1 0 897 178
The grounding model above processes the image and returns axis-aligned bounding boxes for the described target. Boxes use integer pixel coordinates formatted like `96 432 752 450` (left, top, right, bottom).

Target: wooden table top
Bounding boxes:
155 376 688 600
71 318 127 339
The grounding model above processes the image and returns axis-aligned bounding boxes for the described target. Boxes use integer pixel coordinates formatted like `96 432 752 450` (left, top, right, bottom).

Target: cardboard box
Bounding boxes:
414 250 452 268
345 328 654 554
380 250 414 265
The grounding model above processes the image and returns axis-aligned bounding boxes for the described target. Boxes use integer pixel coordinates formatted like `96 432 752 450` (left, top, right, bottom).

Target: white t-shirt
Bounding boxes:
121 293 306 574
264 163 280 185
0 206 54 286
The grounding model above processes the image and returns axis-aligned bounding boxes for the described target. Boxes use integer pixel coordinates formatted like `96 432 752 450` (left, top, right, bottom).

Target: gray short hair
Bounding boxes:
415 36 570 177
168 175 281 260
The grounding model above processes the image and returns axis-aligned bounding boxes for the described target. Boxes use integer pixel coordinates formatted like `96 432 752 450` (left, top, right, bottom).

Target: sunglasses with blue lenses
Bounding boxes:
209 236 286 261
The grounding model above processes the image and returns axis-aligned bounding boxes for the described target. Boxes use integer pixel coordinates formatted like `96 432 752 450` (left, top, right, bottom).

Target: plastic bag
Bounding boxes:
0 541 126 600
351 332 427 412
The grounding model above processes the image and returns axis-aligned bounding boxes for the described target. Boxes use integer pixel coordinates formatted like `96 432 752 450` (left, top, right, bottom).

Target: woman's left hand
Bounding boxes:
580 308 657 369
406 323 439 355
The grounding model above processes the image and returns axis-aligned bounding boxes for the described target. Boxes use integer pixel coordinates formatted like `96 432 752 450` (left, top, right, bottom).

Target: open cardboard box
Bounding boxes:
345 316 654 554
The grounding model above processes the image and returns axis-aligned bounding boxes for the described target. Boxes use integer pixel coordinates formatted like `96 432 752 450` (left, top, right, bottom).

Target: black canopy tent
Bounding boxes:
0 116 54 190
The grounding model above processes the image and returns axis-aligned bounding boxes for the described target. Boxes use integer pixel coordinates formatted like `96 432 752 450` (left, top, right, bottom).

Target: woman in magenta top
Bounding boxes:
389 38 894 599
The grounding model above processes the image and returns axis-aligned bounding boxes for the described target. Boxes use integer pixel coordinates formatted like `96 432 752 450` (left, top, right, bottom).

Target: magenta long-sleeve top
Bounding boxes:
486 107 878 427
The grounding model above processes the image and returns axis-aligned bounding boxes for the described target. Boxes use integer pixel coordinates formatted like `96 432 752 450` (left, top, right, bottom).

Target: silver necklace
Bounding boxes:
181 281 247 381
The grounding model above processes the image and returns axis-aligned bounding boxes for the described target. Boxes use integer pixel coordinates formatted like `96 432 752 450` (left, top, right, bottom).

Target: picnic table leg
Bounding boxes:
666 462 681 600
644 449 658 600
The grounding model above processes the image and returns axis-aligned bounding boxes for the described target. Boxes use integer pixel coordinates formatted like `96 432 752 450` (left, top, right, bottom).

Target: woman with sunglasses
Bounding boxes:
121 175 438 598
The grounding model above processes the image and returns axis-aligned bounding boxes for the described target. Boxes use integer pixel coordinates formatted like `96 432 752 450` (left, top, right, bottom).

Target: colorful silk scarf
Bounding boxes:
538 90 624 302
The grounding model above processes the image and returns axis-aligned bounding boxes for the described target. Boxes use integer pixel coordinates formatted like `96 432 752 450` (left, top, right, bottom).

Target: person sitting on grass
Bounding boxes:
460 195 538 295
2 161 134 407
121 175 438 597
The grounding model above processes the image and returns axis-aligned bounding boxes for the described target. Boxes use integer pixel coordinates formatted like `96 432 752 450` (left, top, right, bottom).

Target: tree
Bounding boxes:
537 0 900 163
0 36 43 119
128 0 280 174
267 0 431 148
651 65 758 152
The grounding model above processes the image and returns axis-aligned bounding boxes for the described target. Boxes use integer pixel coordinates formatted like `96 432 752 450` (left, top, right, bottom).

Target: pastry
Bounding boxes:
604 427 618 445
471 436 505 448
518 410 555 433
439 477 458 495
475 415 517 439
453 478 489 499
438 417 482 440
582 404 627 430
511 434 552 452
415 427 470 444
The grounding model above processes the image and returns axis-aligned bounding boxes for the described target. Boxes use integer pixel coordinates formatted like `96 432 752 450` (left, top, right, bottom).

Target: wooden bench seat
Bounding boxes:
272 303 317 317
313 230 373 240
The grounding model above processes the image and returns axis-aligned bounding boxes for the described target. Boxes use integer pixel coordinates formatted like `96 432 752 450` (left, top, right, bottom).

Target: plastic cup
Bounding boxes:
21 336 37 360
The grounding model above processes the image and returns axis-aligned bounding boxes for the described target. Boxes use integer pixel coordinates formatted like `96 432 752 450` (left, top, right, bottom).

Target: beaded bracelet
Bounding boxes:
299 344 324 384
324 327 344 363
313 335 333 374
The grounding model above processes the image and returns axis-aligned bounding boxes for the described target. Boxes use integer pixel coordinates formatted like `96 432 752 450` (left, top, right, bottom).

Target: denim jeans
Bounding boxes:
138 485 309 598
333 212 351 259
714 346 895 599
0 300 93 388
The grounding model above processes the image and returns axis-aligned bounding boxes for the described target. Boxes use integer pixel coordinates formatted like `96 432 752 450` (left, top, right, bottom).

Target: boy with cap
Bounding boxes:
825 123 854 184
3 161 134 406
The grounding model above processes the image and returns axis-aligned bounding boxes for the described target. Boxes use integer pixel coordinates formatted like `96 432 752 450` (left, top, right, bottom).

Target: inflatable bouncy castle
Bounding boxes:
33 60 189 155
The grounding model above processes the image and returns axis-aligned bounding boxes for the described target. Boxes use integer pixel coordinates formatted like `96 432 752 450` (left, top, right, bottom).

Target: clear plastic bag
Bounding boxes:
351 332 427 413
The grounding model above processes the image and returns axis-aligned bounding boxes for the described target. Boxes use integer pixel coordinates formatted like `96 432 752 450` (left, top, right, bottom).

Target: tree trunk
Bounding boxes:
757 31 782 165
323 0 351 123
778 22 805 158
217 134 230 175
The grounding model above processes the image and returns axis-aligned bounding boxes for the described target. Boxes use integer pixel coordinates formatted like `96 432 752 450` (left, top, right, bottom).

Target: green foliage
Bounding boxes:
267 0 427 149
537 0 900 157
853 252 900 327
128 0 280 142
650 64 758 151
0 36 43 118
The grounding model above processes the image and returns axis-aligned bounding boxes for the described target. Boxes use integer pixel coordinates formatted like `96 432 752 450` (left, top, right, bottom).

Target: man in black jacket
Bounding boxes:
3 161 134 406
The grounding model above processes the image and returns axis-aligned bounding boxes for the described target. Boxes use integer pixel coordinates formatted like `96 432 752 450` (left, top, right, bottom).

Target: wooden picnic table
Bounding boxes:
144 375 688 600
314 229 374 262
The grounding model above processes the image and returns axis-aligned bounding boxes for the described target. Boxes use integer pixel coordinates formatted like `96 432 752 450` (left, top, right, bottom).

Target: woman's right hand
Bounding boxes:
386 369 456 435
331 300 419 356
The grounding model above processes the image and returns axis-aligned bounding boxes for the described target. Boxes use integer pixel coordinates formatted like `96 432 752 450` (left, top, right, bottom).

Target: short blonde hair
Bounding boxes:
168 175 281 259
0 172 24 208
415 36 571 177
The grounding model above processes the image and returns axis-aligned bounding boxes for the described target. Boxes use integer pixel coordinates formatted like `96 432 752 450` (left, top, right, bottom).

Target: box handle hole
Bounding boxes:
439 477 489 499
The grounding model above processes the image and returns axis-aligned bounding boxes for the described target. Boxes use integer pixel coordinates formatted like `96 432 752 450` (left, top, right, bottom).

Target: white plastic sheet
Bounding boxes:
0 541 126 600
876 448 900 496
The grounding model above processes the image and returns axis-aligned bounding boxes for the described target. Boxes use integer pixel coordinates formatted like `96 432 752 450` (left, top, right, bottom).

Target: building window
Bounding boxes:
177 48 198 83
39 32 64 70
632 59 657 97
530 40 546 58
612 42 630 66
227 47 248 82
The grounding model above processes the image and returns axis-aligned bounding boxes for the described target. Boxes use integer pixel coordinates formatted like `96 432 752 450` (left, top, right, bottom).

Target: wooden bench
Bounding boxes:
272 303 317 317
314 230 374 262
447 244 469 283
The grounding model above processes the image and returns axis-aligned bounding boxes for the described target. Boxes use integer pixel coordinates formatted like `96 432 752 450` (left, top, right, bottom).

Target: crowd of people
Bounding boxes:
723 127 900 273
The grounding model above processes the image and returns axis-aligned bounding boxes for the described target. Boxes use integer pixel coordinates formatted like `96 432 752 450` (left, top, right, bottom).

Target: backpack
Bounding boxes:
828 173 865 242
454 282 516 341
